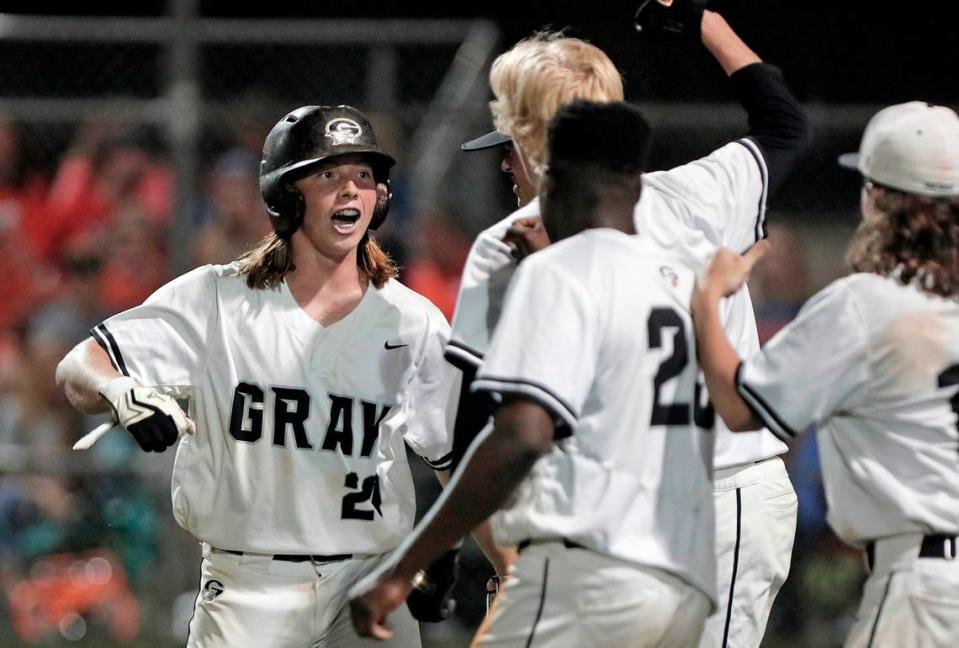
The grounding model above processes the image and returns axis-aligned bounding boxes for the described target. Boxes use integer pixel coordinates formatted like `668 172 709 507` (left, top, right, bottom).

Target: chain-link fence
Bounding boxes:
0 10 504 269
1 4 948 647
0 8 505 646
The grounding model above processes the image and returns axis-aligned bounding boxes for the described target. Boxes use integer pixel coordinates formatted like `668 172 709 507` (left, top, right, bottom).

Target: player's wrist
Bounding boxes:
98 376 139 408
391 556 422 583
691 284 723 313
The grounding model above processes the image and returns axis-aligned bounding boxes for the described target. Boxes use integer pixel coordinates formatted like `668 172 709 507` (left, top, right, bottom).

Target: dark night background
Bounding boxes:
5 1 956 104
4 1 956 223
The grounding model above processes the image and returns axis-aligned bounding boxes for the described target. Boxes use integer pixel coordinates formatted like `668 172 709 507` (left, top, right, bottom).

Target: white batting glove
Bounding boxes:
99 377 196 453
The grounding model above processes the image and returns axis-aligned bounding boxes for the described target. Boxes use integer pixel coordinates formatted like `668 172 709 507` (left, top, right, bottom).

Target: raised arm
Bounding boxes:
701 10 760 74
702 10 812 194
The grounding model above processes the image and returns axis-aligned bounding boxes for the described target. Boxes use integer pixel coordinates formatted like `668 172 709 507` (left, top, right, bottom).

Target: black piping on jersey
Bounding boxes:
423 450 453 471
734 363 798 443
472 375 577 439
524 557 550 648
91 323 130 376
866 572 897 647
734 137 769 246
183 556 206 647
444 340 483 372
721 488 743 648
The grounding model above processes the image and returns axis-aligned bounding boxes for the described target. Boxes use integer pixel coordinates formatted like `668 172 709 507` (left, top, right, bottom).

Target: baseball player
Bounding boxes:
351 99 717 647
55 105 503 647
449 7 810 647
691 101 959 648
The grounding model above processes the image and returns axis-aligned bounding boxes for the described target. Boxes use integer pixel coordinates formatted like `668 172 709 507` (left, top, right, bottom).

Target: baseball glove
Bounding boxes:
634 0 707 40
406 548 460 622
99 377 195 453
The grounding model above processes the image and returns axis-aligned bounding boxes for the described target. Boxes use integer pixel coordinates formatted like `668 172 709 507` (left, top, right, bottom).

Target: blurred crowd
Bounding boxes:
0 107 478 644
0 111 216 644
0 107 860 646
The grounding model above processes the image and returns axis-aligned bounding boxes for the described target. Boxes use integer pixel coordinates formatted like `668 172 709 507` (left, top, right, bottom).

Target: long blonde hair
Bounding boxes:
236 232 398 289
489 31 624 180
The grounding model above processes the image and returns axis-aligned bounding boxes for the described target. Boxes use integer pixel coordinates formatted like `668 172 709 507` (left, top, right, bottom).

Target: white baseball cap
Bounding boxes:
838 101 959 197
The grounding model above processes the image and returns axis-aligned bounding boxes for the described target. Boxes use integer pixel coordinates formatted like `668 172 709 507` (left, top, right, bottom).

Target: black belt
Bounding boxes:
217 548 353 563
517 538 587 553
865 534 957 572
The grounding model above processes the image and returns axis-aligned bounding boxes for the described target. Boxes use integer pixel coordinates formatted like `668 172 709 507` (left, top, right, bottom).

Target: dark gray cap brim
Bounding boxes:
461 130 511 151
837 152 860 170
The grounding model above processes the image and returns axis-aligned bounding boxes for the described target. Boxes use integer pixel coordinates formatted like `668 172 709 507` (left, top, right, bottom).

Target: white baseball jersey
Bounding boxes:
448 139 787 470
473 229 717 604
91 263 459 555
737 272 959 545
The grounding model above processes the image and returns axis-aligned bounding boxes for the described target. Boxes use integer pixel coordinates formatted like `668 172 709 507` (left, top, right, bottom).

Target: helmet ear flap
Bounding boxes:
264 181 305 238
369 179 392 230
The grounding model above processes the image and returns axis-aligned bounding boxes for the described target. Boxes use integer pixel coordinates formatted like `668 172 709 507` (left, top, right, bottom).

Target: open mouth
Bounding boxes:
331 208 361 234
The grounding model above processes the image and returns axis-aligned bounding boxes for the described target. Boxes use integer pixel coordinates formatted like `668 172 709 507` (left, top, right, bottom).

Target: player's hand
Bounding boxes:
502 217 550 261
634 0 708 41
699 241 770 300
349 569 415 640
99 377 195 453
406 548 460 622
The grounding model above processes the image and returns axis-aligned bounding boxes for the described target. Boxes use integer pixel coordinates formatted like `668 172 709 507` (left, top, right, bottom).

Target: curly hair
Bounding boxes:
489 31 624 180
846 185 959 298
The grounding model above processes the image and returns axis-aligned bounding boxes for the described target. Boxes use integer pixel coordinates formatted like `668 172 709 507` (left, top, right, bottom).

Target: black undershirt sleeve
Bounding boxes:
729 62 812 195
450 363 496 473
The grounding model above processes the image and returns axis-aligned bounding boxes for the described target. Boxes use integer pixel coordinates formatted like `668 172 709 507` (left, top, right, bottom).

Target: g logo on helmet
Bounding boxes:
325 118 363 146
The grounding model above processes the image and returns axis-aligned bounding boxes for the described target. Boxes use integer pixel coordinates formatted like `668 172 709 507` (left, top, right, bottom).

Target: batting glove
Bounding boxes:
634 0 707 40
406 548 460 622
99 377 195 453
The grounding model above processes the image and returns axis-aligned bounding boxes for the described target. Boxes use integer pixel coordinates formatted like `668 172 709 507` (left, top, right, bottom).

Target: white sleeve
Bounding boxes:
737 279 870 442
446 228 516 369
90 266 217 387
473 258 599 436
403 316 462 471
644 139 768 252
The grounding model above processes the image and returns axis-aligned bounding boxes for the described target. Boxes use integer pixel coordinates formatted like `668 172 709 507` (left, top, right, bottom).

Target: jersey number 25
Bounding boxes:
648 307 714 430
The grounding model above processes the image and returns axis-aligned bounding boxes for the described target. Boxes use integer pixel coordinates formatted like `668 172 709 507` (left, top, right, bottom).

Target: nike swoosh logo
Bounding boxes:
384 341 408 350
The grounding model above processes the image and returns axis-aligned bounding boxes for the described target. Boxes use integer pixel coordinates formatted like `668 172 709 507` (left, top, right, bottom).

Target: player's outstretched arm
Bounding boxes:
434 469 516 580
57 338 123 415
57 338 194 452
349 398 553 639
691 242 769 432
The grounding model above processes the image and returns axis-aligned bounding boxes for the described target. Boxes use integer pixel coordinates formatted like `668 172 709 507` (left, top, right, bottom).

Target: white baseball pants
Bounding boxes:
473 541 710 648
185 543 420 648
845 532 959 648
698 456 797 648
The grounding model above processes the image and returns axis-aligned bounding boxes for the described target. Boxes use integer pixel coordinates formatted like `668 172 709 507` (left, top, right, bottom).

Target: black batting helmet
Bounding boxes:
259 105 396 238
